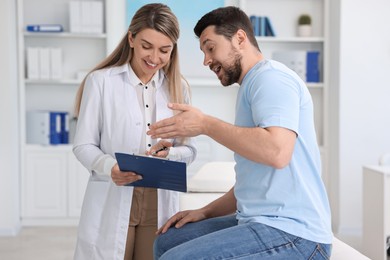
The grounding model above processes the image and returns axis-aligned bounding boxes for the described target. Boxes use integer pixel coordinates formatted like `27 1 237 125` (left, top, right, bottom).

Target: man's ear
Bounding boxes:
236 29 247 47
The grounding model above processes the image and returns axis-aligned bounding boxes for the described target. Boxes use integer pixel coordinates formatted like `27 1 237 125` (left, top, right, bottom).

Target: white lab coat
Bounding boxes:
73 64 196 260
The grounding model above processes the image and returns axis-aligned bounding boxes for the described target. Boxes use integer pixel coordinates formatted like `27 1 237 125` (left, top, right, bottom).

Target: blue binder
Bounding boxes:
259 16 266 36
59 112 69 144
250 16 260 36
26 24 63 32
115 153 187 192
49 112 62 144
265 16 275 37
306 51 320 82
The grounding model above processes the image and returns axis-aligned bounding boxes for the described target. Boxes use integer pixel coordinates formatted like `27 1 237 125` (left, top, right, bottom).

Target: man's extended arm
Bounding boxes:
148 103 296 169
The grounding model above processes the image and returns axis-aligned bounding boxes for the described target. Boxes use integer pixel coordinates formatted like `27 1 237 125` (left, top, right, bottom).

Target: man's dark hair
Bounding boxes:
194 6 260 51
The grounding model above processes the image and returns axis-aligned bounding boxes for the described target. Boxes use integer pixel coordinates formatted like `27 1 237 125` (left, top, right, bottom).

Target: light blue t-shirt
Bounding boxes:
234 59 333 244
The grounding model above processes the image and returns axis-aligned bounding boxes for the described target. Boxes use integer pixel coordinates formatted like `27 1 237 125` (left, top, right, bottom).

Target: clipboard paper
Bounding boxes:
115 153 187 192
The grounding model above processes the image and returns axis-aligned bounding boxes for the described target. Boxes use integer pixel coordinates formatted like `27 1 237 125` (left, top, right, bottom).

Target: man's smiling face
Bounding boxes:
199 26 243 86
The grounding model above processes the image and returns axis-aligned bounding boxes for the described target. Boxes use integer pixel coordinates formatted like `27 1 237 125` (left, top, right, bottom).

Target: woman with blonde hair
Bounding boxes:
73 3 196 260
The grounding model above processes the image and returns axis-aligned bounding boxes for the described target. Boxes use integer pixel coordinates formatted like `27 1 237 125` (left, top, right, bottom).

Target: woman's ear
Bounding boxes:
128 31 134 48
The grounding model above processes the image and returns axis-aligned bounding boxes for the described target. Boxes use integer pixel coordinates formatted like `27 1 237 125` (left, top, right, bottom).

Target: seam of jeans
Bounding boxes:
229 224 298 259
291 236 308 259
317 244 331 259
226 242 297 260
220 225 269 260
308 244 330 260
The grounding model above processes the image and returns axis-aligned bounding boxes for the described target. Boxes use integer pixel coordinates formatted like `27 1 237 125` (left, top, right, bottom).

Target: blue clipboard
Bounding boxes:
115 153 187 192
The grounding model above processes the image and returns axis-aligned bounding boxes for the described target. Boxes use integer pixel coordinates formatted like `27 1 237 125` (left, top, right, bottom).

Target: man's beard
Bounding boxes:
220 51 242 86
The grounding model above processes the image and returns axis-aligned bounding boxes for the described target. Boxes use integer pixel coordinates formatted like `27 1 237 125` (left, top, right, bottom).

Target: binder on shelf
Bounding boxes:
39 47 50 80
250 16 260 36
69 1 82 33
26 110 63 145
115 153 187 192
259 16 266 36
59 112 69 144
90 1 103 33
69 1 103 34
26 24 63 33
50 112 62 144
81 1 93 33
50 47 63 80
264 16 275 37
306 51 320 83
26 47 39 79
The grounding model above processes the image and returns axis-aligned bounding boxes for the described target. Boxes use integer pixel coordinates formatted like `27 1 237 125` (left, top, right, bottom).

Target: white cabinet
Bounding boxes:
21 146 90 225
236 0 330 188
17 0 107 225
23 149 68 218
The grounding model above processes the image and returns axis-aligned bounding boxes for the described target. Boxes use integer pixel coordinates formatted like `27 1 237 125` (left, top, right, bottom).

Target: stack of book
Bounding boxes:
249 15 275 37
26 47 62 80
69 1 104 34
26 111 69 145
272 51 320 83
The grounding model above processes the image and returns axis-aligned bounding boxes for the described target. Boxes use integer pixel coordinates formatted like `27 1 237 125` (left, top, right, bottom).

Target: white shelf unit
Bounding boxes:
236 0 330 188
17 0 108 225
362 165 390 260
21 145 89 226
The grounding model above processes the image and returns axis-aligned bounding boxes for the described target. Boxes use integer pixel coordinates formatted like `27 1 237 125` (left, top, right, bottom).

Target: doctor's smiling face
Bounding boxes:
199 25 243 86
129 28 174 84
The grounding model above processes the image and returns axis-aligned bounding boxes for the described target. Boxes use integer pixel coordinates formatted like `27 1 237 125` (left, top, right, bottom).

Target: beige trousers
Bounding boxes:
124 187 157 260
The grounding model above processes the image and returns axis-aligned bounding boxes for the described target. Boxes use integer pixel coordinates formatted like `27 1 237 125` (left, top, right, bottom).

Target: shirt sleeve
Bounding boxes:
73 72 114 180
167 79 197 164
249 70 300 133
167 139 197 165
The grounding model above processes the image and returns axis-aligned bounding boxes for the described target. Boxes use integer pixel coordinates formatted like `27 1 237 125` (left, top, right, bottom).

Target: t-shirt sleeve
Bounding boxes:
249 70 300 134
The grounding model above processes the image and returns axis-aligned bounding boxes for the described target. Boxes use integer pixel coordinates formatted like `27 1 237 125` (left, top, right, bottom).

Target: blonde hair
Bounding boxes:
74 3 187 116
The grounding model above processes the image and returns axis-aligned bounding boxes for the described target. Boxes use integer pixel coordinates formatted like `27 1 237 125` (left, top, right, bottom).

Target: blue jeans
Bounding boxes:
154 215 331 259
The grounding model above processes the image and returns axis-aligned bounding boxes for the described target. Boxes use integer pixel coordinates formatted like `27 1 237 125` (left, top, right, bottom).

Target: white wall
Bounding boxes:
3 0 390 242
335 0 390 237
0 0 21 236
187 85 238 176
106 0 127 54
